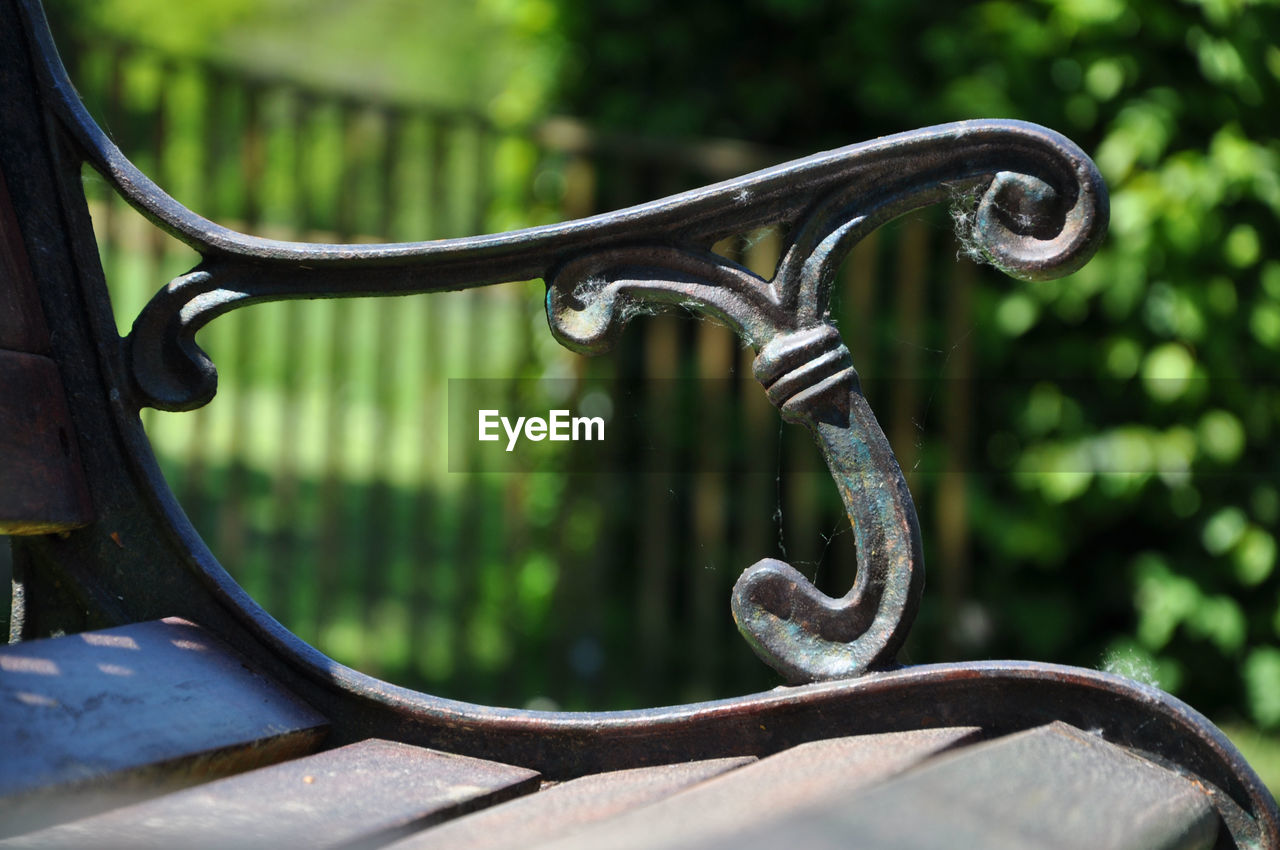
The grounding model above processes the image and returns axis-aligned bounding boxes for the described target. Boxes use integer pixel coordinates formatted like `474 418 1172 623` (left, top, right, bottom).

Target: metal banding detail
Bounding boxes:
754 325 856 414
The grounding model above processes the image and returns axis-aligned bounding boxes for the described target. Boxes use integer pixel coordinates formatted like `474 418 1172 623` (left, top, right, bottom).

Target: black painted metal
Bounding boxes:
4 0 1276 845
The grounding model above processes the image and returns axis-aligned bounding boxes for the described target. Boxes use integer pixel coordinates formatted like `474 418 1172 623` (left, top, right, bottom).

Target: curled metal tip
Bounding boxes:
126 270 223 412
969 152 1109 282
546 247 786 355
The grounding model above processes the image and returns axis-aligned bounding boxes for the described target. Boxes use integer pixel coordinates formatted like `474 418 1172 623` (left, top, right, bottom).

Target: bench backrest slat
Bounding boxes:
0 170 91 535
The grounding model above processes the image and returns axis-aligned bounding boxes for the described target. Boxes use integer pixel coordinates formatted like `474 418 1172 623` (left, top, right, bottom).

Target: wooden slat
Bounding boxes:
0 350 94 533
0 164 90 535
682 722 1219 850
0 618 328 835
390 756 756 850
2 739 541 849
523 726 980 850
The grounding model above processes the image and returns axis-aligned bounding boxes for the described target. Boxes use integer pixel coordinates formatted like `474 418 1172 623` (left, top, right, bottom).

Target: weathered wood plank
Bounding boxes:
0 618 328 835
0 163 89 534
389 756 756 850
0 350 92 534
522 726 981 850
679 722 1220 850
2 739 542 849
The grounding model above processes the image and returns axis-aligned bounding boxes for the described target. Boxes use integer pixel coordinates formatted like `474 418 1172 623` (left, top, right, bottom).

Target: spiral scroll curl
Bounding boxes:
547 122 1108 683
127 267 262 412
547 247 789 354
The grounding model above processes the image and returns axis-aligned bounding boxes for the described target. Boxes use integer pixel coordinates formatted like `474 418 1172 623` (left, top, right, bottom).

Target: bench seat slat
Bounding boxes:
1 739 541 849
389 756 757 850
680 722 1220 850
0 618 328 834
512 726 981 850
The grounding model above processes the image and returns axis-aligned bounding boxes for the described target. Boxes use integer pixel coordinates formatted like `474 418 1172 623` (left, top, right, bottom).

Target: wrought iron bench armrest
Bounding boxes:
2 0 1276 846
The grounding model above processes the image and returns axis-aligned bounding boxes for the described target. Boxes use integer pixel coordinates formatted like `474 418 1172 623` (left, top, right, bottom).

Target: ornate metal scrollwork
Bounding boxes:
34 5 1107 682
544 130 1106 681
113 123 1102 683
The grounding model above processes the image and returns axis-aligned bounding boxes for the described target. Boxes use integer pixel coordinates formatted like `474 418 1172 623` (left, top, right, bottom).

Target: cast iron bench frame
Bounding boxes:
2 0 1277 845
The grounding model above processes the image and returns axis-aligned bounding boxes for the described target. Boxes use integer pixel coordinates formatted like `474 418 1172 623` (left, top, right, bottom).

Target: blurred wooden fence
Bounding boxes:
61 38 978 710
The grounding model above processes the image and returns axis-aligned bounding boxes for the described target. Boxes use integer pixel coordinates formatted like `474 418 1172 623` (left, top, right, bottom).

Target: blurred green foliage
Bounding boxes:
42 0 563 117
556 0 1280 727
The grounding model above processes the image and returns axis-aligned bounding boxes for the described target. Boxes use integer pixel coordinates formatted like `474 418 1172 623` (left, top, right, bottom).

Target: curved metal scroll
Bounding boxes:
23 0 1106 681
545 147 1107 681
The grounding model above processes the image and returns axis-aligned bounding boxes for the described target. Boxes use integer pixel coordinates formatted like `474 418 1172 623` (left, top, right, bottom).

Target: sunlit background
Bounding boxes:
25 0 1280 790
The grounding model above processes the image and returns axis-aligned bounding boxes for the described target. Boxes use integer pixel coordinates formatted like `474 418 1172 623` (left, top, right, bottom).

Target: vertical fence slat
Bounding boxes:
937 252 975 657
427 116 452 237
265 90 315 636
670 318 698 694
316 287 352 661
455 288 492 699
410 291 444 685
216 81 264 590
358 108 405 675
889 217 929 494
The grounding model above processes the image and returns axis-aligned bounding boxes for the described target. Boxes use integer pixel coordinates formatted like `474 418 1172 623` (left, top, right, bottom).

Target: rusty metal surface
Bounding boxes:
389 756 756 850
0 618 328 836
2 1 1276 847
1 739 541 849
511 727 980 850
676 722 1219 850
